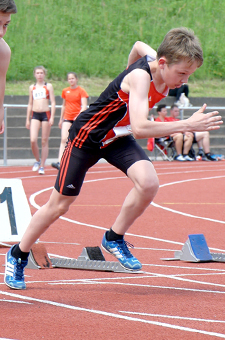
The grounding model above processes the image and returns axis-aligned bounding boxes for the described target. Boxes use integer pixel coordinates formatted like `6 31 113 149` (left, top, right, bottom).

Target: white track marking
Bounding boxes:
0 290 225 338
151 175 225 224
0 299 32 305
29 175 225 251
120 310 225 324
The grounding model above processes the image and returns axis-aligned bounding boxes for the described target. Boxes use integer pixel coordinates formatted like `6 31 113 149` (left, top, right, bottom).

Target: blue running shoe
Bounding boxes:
4 246 28 290
101 233 142 271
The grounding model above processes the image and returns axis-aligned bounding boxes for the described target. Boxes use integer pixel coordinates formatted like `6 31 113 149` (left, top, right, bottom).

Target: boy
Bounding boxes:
0 0 17 134
5 27 222 290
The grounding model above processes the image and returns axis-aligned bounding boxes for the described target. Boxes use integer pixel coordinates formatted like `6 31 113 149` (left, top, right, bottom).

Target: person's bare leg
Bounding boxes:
172 133 183 155
196 131 210 153
110 160 159 235
40 121 51 168
19 189 76 252
30 119 41 161
58 121 72 162
183 134 193 155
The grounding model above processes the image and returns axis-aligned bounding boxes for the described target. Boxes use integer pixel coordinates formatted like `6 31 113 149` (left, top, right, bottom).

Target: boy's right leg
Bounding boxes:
5 189 76 289
20 189 76 252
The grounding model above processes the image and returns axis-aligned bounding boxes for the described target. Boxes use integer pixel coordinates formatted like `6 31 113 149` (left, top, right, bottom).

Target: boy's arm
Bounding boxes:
127 41 157 68
0 40 11 134
128 70 222 139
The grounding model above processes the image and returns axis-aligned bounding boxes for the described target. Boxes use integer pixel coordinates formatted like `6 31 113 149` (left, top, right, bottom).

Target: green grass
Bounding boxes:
4 0 225 96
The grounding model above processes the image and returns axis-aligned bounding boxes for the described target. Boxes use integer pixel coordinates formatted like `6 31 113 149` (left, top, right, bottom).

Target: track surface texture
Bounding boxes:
0 160 225 340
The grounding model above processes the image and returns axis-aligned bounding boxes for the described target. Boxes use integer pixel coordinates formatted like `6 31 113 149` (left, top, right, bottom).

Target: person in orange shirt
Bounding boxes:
51 72 88 170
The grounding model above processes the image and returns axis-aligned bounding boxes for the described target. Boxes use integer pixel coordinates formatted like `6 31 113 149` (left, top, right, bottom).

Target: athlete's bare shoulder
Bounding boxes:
47 82 53 90
0 39 11 58
0 39 11 74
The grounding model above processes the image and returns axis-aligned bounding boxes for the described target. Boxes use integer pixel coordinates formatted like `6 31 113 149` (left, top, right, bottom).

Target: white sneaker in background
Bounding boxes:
38 167 45 175
32 161 40 171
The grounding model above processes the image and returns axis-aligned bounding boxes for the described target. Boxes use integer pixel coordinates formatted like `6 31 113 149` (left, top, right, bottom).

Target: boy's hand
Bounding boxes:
187 104 223 131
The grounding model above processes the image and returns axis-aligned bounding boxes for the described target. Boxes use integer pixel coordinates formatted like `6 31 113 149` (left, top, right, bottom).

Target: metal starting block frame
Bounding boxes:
27 245 142 273
162 234 225 263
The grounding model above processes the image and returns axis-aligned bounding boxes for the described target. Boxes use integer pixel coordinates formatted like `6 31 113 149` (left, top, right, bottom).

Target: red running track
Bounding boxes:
0 161 225 340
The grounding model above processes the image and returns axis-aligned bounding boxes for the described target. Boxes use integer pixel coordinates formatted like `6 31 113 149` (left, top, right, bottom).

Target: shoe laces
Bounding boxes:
117 240 134 258
14 258 26 280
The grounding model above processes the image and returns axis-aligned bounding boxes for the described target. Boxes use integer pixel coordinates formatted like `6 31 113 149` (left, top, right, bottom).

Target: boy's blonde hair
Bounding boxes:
157 27 203 67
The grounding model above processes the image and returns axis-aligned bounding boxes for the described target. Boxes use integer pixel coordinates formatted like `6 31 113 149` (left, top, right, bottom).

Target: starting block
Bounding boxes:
162 234 225 263
27 244 142 273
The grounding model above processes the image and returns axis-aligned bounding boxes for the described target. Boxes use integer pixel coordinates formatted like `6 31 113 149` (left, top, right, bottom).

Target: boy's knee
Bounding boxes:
138 175 159 199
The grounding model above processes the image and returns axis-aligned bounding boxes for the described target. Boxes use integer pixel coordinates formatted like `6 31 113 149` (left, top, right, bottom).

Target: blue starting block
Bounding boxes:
162 234 225 263
174 234 213 262
162 234 213 262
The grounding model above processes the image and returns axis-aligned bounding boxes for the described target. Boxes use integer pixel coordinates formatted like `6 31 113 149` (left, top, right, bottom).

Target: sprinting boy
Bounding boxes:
5 27 222 290
0 0 17 134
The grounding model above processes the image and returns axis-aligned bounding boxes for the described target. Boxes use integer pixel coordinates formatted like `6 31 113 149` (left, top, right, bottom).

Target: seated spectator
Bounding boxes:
169 84 192 107
169 104 217 161
155 104 194 161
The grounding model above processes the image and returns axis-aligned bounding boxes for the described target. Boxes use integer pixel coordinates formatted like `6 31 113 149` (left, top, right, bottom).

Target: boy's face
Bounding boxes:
0 12 11 38
159 59 198 89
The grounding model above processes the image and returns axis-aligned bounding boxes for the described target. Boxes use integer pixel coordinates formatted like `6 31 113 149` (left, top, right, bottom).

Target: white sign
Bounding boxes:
0 179 31 242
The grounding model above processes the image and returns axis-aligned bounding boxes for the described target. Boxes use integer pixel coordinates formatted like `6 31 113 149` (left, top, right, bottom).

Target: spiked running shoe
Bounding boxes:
4 246 28 290
101 233 142 271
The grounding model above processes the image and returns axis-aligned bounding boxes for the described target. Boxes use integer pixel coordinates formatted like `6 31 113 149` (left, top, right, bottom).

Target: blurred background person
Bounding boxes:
51 72 88 170
26 66 55 174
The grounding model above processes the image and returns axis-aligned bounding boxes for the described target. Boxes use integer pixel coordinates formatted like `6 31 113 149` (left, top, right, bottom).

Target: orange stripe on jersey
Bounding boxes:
73 98 125 148
59 140 72 194
46 111 51 121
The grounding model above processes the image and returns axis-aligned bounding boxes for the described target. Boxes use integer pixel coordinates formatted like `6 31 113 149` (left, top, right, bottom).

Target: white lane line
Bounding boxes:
0 299 32 305
29 175 225 251
2 280 225 296
119 310 225 324
151 175 225 225
0 290 225 338
143 271 225 288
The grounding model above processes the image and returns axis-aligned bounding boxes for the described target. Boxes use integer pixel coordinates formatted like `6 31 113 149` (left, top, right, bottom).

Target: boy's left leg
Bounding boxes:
111 160 159 235
102 160 159 270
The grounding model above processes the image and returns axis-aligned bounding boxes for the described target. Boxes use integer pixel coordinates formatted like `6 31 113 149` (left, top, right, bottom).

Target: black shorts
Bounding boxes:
193 132 197 143
54 135 151 196
32 111 51 122
63 119 74 124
